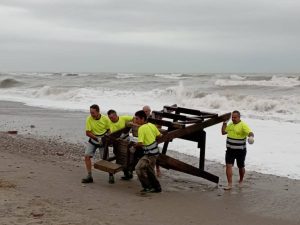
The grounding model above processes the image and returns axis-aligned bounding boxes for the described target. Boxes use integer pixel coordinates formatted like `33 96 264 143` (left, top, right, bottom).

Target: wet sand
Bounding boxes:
0 101 299 225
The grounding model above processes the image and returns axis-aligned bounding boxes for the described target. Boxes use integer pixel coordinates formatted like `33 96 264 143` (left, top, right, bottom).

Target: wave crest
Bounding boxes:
0 78 23 88
215 75 300 87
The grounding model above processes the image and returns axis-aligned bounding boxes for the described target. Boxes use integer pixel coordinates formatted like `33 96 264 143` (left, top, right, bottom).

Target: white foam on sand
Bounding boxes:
167 118 300 180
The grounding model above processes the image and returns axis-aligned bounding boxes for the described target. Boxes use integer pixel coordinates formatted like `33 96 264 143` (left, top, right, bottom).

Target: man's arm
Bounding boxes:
156 133 163 142
221 122 227 135
86 131 99 141
134 142 143 148
243 122 254 138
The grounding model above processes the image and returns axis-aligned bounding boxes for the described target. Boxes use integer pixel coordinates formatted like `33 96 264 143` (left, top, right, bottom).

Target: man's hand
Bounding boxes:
221 121 228 135
134 142 143 148
248 136 254 144
248 132 254 138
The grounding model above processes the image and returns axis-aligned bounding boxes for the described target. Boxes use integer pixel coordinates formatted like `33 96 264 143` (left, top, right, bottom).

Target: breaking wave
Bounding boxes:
215 75 300 87
0 72 299 122
163 83 300 122
154 73 187 79
0 78 23 88
115 73 138 79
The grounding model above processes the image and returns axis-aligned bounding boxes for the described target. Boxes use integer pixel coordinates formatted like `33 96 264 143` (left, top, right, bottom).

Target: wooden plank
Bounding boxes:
94 160 123 174
163 105 217 117
147 118 185 129
152 111 202 122
157 112 231 144
157 154 219 184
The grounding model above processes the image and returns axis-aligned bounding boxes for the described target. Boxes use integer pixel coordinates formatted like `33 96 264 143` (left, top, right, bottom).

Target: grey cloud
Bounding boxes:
0 0 300 72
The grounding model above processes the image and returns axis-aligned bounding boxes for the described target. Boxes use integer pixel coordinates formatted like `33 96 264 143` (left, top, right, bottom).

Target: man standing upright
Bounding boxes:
221 110 254 190
82 104 110 183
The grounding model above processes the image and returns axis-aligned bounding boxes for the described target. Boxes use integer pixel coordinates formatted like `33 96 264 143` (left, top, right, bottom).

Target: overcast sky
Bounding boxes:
0 0 299 73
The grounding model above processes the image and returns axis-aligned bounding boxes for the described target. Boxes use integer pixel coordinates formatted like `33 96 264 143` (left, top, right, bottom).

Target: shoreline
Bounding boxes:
1 131 300 224
1 100 299 181
1 100 300 224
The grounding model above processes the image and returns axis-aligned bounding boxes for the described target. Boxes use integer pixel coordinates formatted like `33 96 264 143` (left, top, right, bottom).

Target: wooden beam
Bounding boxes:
157 112 231 144
152 111 203 122
147 118 185 129
157 154 219 184
163 105 218 117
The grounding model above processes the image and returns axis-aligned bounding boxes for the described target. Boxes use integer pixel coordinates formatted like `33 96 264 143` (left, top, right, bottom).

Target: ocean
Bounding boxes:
1 72 300 179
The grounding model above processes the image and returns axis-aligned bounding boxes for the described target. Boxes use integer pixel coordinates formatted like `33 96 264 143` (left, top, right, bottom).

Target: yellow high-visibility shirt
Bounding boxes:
109 115 133 133
138 122 161 146
85 115 110 136
225 121 251 139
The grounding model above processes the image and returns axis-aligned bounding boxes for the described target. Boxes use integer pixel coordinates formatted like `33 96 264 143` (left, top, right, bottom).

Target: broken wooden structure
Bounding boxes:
94 105 231 184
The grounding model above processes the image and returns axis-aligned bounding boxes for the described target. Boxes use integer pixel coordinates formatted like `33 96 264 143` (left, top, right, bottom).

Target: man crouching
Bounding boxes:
134 110 162 193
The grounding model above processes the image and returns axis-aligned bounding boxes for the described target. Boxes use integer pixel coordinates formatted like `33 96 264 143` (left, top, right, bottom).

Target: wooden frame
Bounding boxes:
95 105 231 184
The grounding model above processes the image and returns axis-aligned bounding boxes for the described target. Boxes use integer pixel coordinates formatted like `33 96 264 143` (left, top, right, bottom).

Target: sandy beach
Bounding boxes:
1 101 300 225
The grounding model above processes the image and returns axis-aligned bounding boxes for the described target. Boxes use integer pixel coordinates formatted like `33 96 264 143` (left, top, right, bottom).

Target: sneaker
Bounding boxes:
149 188 162 193
140 188 151 193
121 173 133 180
81 176 93 183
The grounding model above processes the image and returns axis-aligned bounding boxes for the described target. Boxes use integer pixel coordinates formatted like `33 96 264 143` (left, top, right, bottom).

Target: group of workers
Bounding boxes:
82 104 162 193
82 104 254 193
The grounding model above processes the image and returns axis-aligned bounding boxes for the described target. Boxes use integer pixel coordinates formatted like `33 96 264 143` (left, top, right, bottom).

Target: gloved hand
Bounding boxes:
248 136 254 144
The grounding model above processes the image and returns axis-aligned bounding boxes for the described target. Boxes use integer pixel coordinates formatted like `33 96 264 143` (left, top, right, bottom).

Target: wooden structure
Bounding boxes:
94 105 231 184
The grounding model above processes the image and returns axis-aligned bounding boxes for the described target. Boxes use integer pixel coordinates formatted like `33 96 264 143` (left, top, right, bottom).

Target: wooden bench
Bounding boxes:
94 160 123 174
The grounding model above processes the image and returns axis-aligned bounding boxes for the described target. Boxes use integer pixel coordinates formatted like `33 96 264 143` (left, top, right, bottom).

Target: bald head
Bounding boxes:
143 105 151 117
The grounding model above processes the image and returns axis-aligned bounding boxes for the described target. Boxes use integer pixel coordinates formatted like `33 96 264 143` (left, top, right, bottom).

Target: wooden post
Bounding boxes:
102 137 110 160
161 141 169 155
198 130 206 170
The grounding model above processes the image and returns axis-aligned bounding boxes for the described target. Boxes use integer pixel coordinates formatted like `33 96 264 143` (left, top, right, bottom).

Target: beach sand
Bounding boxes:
0 101 299 225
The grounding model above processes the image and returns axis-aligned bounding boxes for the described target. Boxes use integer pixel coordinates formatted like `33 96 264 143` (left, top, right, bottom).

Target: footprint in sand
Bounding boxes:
0 179 16 188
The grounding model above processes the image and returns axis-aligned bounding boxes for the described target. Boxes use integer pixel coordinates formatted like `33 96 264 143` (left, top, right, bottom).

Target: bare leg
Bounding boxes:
156 164 161 177
224 164 233 190
84 156 92 173
82 155 94 183
238 167 245 187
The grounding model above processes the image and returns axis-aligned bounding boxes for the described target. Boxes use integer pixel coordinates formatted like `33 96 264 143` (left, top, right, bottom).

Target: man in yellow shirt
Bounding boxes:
142 105 162 177
221 110 254 190
134 110 162 193
82 104 110 183
107 109 133 138
107 109 134 180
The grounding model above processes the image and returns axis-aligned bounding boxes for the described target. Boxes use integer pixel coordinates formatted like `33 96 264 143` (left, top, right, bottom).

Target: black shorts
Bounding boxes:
225 148 247 168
